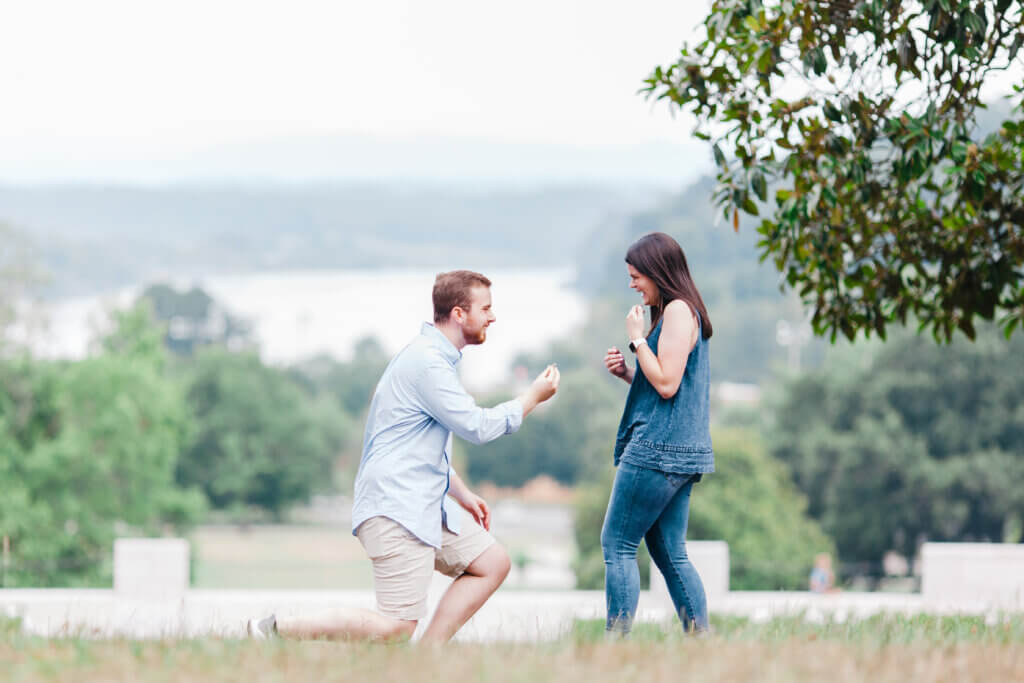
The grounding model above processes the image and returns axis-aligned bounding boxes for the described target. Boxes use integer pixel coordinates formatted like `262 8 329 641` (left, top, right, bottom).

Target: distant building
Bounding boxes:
714 381 761 406
141 283 253 355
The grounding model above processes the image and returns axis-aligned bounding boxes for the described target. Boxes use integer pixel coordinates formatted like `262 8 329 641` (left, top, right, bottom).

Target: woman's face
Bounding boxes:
627 264 659 306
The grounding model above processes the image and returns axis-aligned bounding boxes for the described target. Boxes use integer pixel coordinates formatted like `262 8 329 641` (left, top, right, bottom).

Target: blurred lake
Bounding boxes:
22 267 586 391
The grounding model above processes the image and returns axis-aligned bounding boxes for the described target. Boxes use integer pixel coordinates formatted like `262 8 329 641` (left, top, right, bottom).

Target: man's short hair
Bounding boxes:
433 270 492 323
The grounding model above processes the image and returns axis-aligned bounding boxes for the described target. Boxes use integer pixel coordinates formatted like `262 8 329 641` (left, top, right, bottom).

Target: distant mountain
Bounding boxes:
0 181 670 297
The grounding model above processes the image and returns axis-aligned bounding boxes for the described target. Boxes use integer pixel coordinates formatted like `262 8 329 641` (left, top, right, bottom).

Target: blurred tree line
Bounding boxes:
0 282 388 587
769 327 1024 575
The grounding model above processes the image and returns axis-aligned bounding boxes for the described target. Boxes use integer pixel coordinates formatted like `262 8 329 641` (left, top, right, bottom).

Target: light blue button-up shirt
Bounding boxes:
351 322 523 549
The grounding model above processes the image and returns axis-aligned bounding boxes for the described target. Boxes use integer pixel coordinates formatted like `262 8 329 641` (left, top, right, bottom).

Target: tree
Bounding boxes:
768 326 1024 571
572 428 834 590
645 0 1024 343
286 339 389 488
177 349 352 519
687 429 834 589
0 307 204 587
100 303 169 369
289 337 390 416
463 368 622 488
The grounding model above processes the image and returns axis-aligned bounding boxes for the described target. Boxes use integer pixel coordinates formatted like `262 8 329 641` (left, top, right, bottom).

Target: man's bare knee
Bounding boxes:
495 547 511 582
466 543 511 584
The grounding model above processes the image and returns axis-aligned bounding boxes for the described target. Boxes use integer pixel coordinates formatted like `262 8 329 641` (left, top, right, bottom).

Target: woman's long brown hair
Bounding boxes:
625 232 713 339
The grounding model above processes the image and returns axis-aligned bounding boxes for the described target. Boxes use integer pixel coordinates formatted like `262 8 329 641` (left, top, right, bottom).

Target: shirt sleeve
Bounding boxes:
415 358 523 445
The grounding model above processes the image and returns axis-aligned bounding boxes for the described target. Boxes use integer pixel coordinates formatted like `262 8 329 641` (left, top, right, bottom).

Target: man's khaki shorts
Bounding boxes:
356 516 496 621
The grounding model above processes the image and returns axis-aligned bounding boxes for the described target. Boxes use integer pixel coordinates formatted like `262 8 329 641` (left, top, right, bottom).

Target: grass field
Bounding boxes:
191 525 373 589
190 511 573 589
3 614 1023 682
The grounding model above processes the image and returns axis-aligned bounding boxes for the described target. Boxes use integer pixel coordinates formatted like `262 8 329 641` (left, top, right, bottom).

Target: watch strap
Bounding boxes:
629 338 647 353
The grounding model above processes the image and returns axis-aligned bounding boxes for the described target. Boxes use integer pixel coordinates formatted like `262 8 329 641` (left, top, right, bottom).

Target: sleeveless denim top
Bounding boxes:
613 304 714 474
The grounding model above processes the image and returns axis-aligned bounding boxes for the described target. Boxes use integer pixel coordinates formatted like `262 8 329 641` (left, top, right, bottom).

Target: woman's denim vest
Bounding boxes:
613 307 714 474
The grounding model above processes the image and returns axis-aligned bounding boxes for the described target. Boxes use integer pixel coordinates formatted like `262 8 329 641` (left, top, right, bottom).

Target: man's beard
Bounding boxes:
464 327 487 345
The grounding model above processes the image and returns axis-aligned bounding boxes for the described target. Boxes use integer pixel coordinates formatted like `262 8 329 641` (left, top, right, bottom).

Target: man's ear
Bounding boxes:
452 306 465 323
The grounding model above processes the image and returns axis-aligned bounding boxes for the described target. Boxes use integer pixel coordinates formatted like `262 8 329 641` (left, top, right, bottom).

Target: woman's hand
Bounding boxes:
604 347 634 384
625 305 645 340
605 347 627 377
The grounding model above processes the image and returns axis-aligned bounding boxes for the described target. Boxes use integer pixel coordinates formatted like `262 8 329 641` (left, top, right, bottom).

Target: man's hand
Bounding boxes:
518 364 561 418
457 492 491 531
532 364 560 402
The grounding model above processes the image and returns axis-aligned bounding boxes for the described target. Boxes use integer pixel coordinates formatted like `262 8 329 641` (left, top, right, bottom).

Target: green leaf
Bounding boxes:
713 144 727 168
751 171 768 201
813 48 827 75
823 101 843 122
963 11 985 35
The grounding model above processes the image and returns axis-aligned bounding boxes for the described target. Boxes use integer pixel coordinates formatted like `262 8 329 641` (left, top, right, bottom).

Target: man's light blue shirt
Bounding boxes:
351 322 523 549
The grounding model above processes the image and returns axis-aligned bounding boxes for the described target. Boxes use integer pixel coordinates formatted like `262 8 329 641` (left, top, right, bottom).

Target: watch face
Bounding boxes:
628 341 637 353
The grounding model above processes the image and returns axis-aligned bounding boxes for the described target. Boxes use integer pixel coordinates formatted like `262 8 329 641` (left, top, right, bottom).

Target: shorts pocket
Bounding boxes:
358 517 418 559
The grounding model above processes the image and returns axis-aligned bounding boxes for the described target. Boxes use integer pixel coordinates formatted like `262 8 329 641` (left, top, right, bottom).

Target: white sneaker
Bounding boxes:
246 614 278 639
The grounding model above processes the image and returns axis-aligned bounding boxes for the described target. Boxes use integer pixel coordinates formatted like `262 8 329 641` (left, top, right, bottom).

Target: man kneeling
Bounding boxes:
248 270 560 643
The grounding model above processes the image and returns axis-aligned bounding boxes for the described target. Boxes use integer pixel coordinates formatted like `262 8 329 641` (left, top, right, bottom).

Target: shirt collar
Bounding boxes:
421 322 462 364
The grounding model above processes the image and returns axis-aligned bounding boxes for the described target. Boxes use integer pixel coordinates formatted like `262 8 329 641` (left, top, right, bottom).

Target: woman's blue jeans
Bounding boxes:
601 461 708 633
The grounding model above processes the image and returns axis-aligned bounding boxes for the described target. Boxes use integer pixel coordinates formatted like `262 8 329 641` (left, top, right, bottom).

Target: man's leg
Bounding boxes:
420 543 510 643
275 609 416 642
272 516 431 642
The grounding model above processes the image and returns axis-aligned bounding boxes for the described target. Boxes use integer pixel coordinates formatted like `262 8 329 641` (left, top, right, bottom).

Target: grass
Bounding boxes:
190 525 373 589
3 614 1024 682
575 613 1024 646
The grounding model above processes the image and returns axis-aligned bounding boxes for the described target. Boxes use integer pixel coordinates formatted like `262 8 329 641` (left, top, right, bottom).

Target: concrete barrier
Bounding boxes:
4 539 1024 640
113 538 189 600
920 542 1024 610
649 540 729 617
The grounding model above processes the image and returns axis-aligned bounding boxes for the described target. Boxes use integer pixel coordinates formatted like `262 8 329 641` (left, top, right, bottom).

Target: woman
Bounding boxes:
601 231 714 634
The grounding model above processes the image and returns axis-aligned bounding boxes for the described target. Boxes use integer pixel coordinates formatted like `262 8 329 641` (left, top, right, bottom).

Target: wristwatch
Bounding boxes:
628 338 647 353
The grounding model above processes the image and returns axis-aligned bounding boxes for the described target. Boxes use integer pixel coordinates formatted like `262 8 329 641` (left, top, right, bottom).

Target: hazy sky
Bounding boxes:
0 1 714 184
5 2 1016 186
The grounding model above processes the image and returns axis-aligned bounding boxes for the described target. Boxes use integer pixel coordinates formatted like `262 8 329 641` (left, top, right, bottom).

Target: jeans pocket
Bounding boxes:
662 471 695 489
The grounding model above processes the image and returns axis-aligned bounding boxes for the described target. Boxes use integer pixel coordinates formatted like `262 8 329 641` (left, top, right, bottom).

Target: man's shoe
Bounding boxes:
246 614 278 639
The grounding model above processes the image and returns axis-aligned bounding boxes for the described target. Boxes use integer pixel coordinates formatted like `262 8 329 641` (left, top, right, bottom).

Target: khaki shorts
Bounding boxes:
356 516 496 621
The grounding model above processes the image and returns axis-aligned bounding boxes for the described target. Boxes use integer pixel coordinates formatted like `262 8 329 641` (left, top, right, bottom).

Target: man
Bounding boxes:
248 270 560 643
